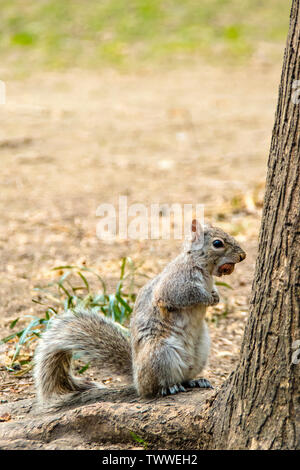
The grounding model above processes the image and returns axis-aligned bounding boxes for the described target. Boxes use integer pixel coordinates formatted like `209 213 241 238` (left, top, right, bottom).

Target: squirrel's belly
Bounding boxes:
165 312 209 381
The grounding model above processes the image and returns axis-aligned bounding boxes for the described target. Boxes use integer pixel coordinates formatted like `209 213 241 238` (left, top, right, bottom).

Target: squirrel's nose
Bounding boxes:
239 252 246 262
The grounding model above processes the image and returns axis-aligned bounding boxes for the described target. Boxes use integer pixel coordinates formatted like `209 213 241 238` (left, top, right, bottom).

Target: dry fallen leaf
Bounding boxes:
0 412 11 422
216 351 234 358
102 377 113 385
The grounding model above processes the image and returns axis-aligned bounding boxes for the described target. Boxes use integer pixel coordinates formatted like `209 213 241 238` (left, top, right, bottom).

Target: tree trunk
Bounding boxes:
204 0 300 449
1 0 299 451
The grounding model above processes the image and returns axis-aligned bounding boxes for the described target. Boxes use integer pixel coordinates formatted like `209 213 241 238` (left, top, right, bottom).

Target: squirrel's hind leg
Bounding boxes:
161 383 186 396
133 339 188 398
182 378 213 389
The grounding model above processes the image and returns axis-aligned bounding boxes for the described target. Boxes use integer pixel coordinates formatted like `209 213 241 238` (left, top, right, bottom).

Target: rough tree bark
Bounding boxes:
0 0 299 451
204 0 300 449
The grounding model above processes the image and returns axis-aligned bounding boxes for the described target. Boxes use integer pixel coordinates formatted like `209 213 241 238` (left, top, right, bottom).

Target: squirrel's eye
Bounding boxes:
213 239 224 248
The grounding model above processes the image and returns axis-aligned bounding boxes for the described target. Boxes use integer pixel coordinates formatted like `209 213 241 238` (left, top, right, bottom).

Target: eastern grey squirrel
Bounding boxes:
34 220 246 406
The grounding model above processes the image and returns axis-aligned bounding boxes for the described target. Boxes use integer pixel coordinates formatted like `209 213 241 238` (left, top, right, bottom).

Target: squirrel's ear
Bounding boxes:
191 219 200 241
190 219 204 248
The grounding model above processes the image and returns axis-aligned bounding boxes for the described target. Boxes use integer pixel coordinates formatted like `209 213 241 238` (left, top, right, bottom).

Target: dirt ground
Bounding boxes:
0 59 281 411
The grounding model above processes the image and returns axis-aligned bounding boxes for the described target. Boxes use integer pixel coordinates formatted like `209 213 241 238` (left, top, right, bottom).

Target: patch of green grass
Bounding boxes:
1 259 234 372
130 431 148 449
0 0 290 72
1 257 146 373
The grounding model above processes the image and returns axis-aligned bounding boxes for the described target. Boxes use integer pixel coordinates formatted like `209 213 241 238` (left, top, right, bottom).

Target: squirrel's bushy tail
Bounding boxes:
34 308 132 405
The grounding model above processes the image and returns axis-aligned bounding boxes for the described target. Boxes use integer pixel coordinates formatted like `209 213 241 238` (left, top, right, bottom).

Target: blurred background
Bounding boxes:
0 1 291 403
0 0 289 70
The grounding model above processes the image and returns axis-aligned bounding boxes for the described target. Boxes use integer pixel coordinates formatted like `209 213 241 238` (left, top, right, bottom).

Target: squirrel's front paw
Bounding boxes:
210 290 220 306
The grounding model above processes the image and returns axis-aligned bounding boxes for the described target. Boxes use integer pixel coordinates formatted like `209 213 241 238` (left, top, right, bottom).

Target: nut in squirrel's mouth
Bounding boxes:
218 263 235 276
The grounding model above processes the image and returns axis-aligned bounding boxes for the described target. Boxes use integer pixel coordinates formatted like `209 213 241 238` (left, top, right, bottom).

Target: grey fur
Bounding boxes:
130 222 246 397
34 307 132 405
34 221 246 407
